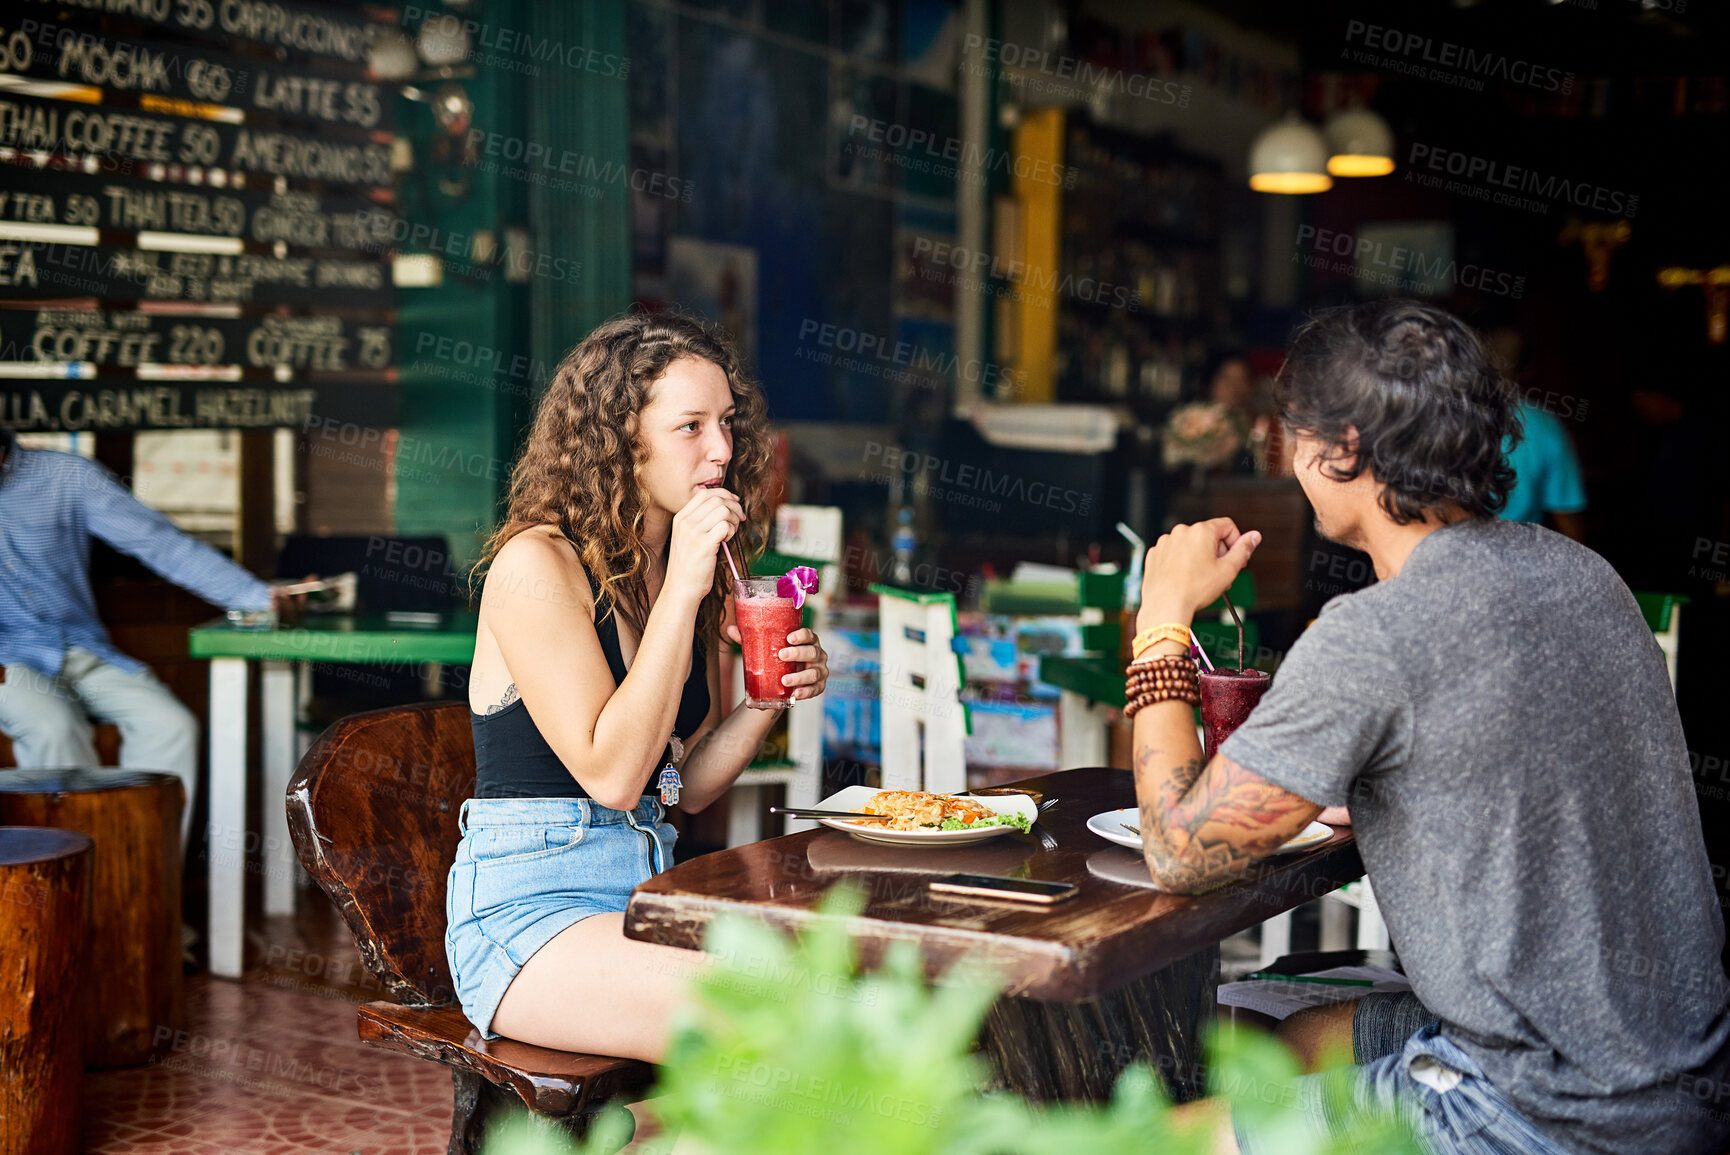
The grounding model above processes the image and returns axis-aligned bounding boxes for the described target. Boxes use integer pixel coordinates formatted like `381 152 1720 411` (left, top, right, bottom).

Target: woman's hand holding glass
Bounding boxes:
777 628 828 702
723 622 829 704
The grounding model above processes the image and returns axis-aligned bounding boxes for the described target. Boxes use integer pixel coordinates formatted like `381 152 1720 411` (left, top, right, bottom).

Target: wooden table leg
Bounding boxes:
976 945 1219 1103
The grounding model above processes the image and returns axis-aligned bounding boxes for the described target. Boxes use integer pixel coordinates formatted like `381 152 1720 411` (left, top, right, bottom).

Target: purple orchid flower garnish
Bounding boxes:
776 565 819 609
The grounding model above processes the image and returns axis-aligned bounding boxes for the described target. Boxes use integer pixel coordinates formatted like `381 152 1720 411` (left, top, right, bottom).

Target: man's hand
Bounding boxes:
270 573 318 625
1139 518 1261 627
270 589 303 625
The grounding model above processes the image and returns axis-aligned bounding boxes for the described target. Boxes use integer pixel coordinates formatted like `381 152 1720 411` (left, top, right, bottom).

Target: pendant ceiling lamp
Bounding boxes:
1325 107 1396 177
1248 114 1333 194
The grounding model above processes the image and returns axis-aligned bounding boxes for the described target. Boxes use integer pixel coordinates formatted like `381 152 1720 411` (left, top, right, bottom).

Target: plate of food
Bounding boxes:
1086 810 1335 856
812 786 1038 847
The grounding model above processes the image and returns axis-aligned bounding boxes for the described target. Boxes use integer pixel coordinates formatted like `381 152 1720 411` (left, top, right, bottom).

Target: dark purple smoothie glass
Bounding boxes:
1200 668 1272 762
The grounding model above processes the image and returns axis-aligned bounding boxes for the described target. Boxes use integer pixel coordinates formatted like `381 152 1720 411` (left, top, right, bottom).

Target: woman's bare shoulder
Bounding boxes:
481 526 594 615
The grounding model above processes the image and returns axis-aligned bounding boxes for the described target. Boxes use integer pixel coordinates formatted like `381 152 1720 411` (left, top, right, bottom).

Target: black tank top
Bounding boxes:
471 571 711 800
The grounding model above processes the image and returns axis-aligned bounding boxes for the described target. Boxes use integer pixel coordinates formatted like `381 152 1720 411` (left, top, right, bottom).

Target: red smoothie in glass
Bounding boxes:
736 578 802 708
1200 668 1272 762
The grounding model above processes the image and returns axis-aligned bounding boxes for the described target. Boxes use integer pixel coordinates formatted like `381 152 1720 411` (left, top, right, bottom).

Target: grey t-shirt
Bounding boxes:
1223 517 1730 1155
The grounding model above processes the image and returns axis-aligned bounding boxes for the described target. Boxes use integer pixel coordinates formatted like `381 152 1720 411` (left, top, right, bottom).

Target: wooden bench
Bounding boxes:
285 702 655 1153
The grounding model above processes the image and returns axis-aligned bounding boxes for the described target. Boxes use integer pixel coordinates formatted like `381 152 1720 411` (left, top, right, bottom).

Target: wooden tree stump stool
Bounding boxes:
0 826 93 1155
0 770 184 1068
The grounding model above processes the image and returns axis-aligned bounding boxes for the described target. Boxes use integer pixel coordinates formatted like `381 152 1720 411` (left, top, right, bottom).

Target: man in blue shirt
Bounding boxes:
0 425 288 851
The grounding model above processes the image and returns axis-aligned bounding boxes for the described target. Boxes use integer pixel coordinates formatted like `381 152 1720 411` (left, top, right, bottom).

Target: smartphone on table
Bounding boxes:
928 873 1078 904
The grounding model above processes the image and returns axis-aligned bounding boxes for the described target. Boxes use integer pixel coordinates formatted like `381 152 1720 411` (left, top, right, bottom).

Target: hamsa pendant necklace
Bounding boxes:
657 735 685 806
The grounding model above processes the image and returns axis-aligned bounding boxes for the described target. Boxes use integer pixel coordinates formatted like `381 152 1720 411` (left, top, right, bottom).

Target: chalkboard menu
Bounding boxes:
0 0 400 431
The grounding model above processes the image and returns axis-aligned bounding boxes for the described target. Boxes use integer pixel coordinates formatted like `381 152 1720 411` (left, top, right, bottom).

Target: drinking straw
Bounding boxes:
1222 591 1245 672
717 487 749 586
1191 640 1215 671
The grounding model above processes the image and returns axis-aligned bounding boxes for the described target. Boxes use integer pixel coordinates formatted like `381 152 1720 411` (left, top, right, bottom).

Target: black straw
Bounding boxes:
1222 591 1245 671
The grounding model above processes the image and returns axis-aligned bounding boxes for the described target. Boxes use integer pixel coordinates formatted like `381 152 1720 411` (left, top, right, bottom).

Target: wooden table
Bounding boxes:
188 611 477 978
626 767 1362 1102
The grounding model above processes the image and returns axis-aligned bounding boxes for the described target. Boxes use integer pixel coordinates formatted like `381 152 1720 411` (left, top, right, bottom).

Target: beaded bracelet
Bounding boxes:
1124 654 1197 679
1124 654 1200 716
1126 686 1199 716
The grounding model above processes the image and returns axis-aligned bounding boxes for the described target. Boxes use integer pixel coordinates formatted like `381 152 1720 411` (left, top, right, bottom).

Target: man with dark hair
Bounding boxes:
1130 300 1728 1153
0 426 293 852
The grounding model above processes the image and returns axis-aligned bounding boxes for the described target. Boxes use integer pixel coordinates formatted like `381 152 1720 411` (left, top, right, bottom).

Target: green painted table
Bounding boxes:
188 612 478 978
1040 654 1127 709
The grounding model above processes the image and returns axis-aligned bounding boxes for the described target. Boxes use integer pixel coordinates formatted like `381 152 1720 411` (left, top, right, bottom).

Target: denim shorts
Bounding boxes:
444 795 675 1039
1234 995 1570 1155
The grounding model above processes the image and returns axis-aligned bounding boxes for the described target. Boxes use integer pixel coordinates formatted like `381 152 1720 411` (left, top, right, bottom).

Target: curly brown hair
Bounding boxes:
475 311 774 650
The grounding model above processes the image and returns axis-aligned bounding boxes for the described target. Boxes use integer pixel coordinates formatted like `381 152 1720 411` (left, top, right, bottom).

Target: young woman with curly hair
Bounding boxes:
446 312 828 1060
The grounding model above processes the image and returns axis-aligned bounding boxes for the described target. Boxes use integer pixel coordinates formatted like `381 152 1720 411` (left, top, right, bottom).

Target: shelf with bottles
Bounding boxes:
1061 117 1224 243
1054 305 1211 409
1057 235 1219 325
1053 115 1224 409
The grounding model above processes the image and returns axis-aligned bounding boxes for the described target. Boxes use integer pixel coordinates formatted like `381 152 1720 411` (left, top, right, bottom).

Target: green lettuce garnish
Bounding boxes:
934 811 1031 833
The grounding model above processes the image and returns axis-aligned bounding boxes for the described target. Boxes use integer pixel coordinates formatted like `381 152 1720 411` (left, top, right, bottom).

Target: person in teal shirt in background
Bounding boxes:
1491 327 1587 542
1502 400 1587 540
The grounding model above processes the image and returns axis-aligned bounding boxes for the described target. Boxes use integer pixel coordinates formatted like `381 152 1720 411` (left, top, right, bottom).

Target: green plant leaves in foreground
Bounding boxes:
483 885 1422 1155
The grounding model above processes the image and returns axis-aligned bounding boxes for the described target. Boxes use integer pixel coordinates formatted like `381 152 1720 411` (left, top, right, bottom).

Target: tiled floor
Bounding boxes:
81 888 673 1154
84 909 454 1154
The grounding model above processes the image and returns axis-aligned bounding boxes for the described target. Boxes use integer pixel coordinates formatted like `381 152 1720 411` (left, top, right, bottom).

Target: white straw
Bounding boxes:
1192 641 1215 671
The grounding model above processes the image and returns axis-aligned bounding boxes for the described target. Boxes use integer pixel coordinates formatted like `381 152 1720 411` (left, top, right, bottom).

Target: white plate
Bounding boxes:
813 785 1039 847
1086 809 1335 856
1085 849 1167 891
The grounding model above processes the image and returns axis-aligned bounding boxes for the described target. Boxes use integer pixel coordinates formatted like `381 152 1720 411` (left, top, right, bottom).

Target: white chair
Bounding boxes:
1328 878 1390 950
1256 881 1389 967
773 505 845 575
873 585 968 795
